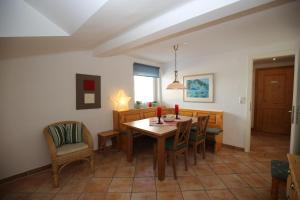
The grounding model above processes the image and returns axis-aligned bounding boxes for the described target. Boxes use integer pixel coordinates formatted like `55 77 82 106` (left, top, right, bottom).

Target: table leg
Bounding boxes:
127 129 133 162
157 137 166 181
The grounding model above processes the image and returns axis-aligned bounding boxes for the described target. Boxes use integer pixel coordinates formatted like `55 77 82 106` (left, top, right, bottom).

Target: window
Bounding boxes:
134 76 156 102
133 63 160 103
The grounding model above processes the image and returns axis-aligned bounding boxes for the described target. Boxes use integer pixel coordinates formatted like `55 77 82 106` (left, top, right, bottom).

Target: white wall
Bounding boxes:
0 51 152 179
161 41 300 149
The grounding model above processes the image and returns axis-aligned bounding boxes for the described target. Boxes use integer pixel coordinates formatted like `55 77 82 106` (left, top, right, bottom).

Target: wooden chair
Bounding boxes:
43 121 94 187
189 116 209 165
153 119 192 179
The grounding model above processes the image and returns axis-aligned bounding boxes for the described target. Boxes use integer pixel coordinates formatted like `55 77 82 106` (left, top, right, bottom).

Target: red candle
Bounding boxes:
157 107 162 117
175 104 179 113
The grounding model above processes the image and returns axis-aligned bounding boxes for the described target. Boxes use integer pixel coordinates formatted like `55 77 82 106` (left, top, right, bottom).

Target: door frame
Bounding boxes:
245 47 299 152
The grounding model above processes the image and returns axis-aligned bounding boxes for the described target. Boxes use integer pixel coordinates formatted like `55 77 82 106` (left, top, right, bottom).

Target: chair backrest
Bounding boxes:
173 119 192 149
196 116 209 138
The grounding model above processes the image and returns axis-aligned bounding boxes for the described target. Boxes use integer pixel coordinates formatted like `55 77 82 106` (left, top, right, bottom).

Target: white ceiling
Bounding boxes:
25 0 109 35
0 0 297 60
127 1 300 64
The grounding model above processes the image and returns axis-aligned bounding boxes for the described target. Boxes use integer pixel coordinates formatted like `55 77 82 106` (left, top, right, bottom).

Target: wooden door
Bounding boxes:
254 66 294 134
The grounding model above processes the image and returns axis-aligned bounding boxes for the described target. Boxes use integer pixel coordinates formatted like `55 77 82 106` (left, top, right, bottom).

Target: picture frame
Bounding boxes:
76 73 101 109
183 73 214 102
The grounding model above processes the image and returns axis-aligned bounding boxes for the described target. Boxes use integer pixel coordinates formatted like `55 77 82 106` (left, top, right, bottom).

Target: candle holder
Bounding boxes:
157 116 163 124
175 112 179 119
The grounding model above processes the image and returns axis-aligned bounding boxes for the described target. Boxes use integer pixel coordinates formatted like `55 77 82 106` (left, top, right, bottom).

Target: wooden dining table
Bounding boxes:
123 115 197 181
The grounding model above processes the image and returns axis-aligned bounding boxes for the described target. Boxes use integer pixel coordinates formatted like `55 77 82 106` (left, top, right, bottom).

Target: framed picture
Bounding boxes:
76 74 101 109
183 73 214 102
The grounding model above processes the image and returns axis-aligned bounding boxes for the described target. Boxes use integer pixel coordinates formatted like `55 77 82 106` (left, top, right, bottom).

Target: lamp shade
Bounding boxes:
166 81 186 89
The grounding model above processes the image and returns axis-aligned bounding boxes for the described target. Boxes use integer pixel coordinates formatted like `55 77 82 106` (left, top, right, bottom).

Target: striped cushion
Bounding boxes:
48 124 66 147
65 123 83 144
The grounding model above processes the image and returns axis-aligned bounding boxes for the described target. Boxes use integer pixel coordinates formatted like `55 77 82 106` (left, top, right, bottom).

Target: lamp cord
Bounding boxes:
173 44 179 82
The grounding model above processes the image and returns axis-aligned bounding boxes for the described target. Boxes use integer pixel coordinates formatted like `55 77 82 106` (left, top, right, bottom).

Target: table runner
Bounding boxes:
149 117 187 126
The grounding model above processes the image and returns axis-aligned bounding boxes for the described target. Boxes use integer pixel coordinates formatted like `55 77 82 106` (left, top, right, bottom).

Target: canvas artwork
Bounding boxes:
183 73 214 102
76 74 101 109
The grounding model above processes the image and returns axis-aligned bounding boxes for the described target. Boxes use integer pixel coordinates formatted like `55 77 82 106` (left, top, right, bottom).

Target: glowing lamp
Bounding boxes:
111 90 131 111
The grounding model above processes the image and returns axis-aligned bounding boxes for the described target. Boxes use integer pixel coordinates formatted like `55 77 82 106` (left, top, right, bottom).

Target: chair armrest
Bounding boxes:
43 128 57 160
82 124 94 149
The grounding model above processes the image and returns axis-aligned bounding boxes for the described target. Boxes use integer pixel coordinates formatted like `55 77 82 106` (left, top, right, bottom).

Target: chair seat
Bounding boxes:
271 160 289 181
191 126 197 132
189 131 205 142
165 137 186 150
206 128 223 135
57 143 88 156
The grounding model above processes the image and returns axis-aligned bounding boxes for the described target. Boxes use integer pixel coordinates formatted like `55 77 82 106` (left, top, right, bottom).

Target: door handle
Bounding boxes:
290 106 295 124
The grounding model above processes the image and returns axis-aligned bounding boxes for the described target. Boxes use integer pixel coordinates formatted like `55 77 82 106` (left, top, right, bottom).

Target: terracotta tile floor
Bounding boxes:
0 135 290 200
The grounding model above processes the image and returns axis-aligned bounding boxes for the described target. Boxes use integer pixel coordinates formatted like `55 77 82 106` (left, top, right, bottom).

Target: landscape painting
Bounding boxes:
183 73 214 102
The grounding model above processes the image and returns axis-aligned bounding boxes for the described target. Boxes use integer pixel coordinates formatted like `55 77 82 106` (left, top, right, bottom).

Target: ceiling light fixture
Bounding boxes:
166 44 186 89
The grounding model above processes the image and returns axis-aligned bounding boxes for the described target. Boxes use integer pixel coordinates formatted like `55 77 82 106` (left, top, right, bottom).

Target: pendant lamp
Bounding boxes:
166 44 185 89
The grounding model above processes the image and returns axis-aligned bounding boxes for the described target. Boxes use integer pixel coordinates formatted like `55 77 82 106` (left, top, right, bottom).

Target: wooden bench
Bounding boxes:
113 107 223 152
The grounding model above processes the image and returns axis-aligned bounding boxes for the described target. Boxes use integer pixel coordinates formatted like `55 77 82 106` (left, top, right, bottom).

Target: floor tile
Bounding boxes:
155 177 180 192
105 193 130 200
253 188 271 200
83 178 111 193
1 193 31 200
199 175 226 190
230 188 259 200
25 193 55 200
132 177 155 192
177 176 203 191
182 191 209 200
52 193 80 200
59 180 87 193
35 180 60 193
157 192 183 200
227 163 253 174
108 178 132 193
135 164 154 177
257 173 271 183
238 174 269 188
207 189 236 200
78 193 106 200
95 165 116 178
131 192 156 200
192 164 215 176
209 163 234 175
219 174 249 188
114 166 135 177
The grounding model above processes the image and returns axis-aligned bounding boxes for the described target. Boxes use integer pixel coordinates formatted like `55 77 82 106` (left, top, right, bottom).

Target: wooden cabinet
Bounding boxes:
287 154 300 200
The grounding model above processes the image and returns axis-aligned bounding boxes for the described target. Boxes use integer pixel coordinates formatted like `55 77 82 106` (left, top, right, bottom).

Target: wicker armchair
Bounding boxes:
43 121 94 187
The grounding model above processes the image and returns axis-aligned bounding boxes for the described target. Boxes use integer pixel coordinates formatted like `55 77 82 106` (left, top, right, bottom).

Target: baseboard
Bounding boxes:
0 164 51 185
0 149 102 185
222 143 244 151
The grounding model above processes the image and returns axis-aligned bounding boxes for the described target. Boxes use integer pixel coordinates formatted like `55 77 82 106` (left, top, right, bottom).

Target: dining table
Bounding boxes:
123 115 197 181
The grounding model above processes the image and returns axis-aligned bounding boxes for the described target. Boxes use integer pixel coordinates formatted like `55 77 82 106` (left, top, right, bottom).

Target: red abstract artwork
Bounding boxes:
83 80 95 91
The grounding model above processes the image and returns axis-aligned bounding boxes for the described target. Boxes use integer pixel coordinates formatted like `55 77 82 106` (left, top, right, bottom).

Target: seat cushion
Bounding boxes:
271 160 289 181
206 128 223 135
48 124 66 147
191 126 198 132
65 123 83 144
57 143 88 156
165 137 186 150
189 131 205 142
